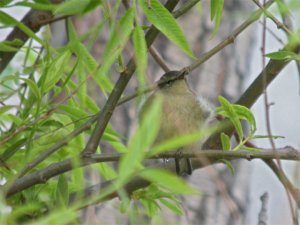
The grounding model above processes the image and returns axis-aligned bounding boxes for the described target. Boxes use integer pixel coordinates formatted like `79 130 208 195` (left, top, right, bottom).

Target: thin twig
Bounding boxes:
259 1 298 223
117 85 156 105
187 0 275 72
149 47 170 72
259 21 284 45
36 15 69 26
243 140 300 209
252 0 292 35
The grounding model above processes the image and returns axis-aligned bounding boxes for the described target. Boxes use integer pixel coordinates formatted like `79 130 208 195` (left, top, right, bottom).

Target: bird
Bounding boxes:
139 70 213 175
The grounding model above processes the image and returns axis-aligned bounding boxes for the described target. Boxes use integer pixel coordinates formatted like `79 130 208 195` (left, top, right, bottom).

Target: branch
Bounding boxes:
5 147 300 198
71 149 300 208
263 159 300 209
252 0 292 35
149 46 170 72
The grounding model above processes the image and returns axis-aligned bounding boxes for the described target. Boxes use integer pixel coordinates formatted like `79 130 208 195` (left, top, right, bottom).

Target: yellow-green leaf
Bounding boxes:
139 0 194 58
133 25 147 89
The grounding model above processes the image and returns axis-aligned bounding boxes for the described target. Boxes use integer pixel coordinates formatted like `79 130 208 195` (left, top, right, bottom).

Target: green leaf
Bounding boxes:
0 11 45 46
0 39 23 52
275 0 292 16
95 7 134 91
218 96 243 142
139 168 197 194
253 134 284 139
217 104 256 133
54 0 100 16
28 208 77 225
241 146 263 152
14 2 56 11
133 25 147 89
140 198 160 216
0 42 19 52
42 50 71 92
0 105 14 115
58 105 89 121
220 132 231 151
159 198 183 215
55 174 69 207
0 138 27 161
0 0 13 7
265 51 300 60
149 124 221 156
82 0 102 14
119 97 162 178
219 159 235 175
210 0 224 36
139 0 194 58
67 20 113 93
232 105 256 132
20 78 41 100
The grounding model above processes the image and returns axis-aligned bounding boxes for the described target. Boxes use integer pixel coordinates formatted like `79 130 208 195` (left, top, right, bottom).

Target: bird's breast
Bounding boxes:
159 94 205 140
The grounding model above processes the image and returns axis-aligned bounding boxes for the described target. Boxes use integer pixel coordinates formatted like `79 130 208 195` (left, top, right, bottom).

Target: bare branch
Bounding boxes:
149 47 170 72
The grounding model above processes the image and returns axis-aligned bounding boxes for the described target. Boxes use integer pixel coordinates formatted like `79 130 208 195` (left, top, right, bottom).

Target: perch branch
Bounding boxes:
5 147 300 197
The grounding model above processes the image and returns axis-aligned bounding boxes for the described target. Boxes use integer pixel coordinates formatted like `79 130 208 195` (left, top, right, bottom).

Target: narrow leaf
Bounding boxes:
211 0 224 36
218 96 243 142
0 11 45 46
159 198 183 215
232 105 256 132
20 78 41 100
220 132 231 151
96 7 134 86
55 174 69 207
54 0 97 16
241 146 263 152
14 2 56 11
0 42 19 52
42 50 71 92
265 51 300 60
119 97 162 178
133 25 147 89
139 0 194 58
219 159 235 175
139 169 197 194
